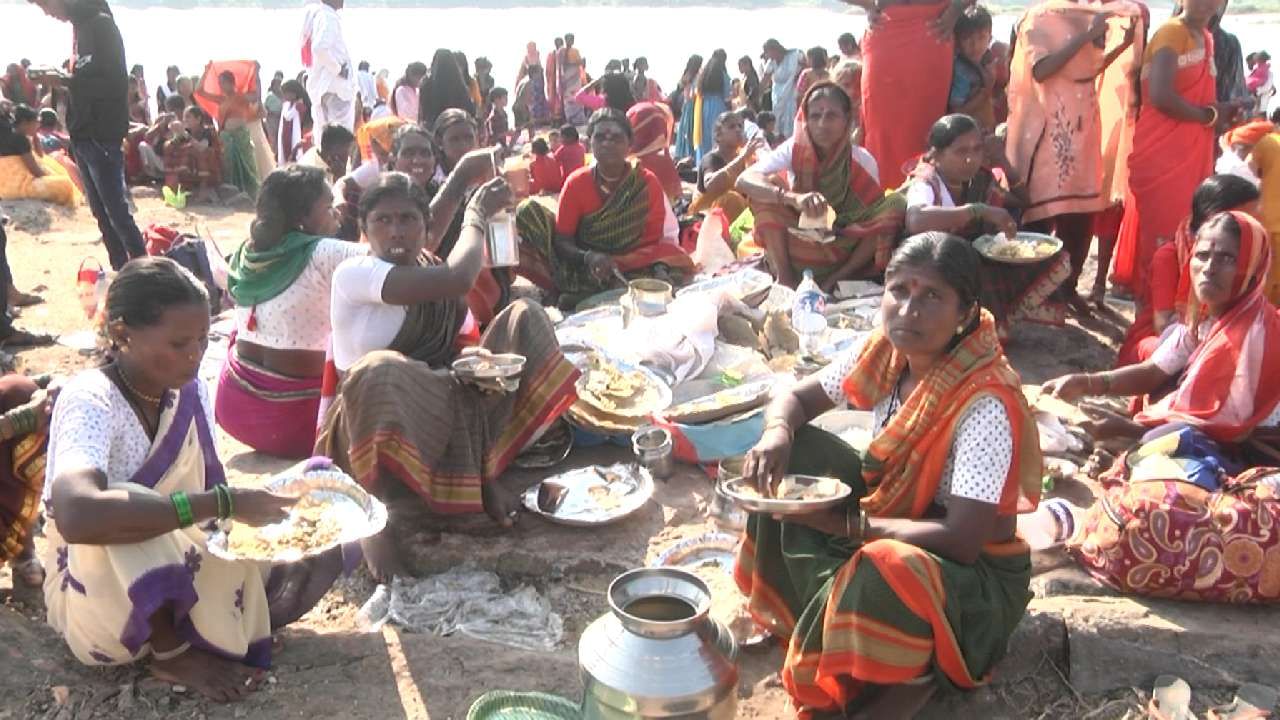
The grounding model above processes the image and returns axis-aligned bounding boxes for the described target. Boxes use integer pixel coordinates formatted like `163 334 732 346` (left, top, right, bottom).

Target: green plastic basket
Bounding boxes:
465 691 581 720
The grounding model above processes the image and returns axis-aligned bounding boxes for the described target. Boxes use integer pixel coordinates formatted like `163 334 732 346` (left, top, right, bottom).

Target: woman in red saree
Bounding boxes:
852 0 960 189
1116 174 1260 367
1112 0 1242 298
1046 211 1280 446
514 108 694 307
736 82 906 291
626 102 682 203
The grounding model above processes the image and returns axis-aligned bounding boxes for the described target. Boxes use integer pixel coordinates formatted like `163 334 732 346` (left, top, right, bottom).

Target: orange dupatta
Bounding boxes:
841 310 1043 517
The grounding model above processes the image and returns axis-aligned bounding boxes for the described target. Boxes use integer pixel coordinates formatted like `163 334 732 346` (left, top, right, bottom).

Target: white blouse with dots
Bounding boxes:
234 238 368 352
43 369 216 503
814 340 1014 507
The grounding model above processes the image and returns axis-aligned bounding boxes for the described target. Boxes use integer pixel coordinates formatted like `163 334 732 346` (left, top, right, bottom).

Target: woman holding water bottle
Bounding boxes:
316 173 580 581
735 233 1044 718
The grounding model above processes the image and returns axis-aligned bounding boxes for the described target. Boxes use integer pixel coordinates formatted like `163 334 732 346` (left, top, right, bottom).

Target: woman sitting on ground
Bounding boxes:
196 69 262 197
0 105 78 207
690 110 764 224
1044 211 1280 446
44 257 342 701
736 82 906 291
1045 212 1280 604
336 124 437 242
315 174 580 580
162 107 223 204
1116 174 1261 367
0 375 55 588
19 105 83 196
217 166 367 458
904 113 1070 338
515 108 695 307
736 232 1042 718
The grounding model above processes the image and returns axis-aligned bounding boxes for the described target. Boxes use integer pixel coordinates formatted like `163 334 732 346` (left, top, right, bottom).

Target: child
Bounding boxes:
755 111 779 148
796 46 830 98
553 124 585 177
548 128 562 153
949 6 995 130
486 87 511 147
528 137 564 195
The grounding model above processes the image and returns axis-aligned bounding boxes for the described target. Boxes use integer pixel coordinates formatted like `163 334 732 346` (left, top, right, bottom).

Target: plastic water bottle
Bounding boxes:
792 269 827 353
1017 498 1084 550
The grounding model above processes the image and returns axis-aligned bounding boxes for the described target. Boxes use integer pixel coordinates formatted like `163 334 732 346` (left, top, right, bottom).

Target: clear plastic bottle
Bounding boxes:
1017 498 1085 550
791 269 827 353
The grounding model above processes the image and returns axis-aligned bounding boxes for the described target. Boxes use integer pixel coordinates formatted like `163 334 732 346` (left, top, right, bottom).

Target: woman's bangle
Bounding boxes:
214 484 233 521
968 203 986 222
763 419 793 441
171 491 195 528
3 407 34 437
1202 105 1218 127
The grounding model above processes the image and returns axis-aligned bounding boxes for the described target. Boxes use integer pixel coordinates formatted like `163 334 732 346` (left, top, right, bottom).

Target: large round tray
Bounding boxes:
206 464 387 563
676 268 775 307
652 532 769 647
718 475 852 515
973 232 1063 265
571 352 672 420
521 464 655 527
661 378 773 426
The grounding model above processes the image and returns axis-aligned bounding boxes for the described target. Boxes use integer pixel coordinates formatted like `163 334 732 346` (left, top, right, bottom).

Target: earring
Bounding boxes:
955 325 965 336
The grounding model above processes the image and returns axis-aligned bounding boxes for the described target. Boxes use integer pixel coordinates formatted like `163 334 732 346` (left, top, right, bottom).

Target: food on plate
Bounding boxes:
731 476 844 501
579 355 659 412
226 495 342 561
985 238 1059 260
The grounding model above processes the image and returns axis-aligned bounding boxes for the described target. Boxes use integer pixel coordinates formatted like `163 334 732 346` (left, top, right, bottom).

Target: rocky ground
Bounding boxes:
1 193 1274 720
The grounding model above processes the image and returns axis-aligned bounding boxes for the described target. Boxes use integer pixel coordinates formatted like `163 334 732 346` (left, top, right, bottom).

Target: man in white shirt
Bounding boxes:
300 0 355 131
762 39 802 140
356 60 377 112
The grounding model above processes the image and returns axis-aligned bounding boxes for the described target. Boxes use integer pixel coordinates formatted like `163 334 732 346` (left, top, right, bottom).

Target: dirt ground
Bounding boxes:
0 193 1165 720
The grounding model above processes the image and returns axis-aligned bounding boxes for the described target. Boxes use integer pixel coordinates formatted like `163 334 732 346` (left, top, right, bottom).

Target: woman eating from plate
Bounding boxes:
44 257 342 702
735 82 905 292
735 232 1043 719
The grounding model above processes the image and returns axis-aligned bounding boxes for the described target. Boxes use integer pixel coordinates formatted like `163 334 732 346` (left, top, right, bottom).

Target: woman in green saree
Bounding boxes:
735 232 1043 718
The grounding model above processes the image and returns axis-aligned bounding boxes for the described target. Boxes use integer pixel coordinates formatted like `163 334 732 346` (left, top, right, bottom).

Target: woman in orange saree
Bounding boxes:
853 0 959 189
1112 0 1240 298
735 233 1042 718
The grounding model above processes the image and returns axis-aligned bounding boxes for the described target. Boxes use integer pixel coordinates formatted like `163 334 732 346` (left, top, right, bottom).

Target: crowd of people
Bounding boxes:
1 0 1280 715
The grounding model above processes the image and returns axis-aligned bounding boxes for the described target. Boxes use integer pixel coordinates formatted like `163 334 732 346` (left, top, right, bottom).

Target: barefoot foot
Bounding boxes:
360 530 408 583
150 647 261 703
481 484 520 528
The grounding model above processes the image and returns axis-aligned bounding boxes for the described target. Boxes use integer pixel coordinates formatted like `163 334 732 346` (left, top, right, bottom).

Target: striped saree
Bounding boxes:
735 313 1041 716
315 299 579 513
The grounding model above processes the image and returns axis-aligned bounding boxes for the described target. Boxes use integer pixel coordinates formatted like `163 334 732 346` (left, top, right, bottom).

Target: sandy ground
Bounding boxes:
0 192 1142 720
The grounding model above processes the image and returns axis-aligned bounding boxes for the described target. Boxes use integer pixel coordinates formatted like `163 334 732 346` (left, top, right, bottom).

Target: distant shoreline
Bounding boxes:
4 0 1280 16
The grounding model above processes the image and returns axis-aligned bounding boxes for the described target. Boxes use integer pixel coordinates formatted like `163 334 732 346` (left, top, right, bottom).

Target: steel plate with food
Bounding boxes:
521 463 655 526
574 352 672 419
973 232 1063 265
207 465 387 563
652 532 769 646
719 474 852 514
662 378 773 425
676 268 775 307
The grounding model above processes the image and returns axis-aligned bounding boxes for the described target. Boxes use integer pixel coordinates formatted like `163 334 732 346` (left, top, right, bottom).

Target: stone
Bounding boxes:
1041 596 1280 694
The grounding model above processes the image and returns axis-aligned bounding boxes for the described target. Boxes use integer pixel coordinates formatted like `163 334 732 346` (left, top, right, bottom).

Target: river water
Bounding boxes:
4 3 1278 112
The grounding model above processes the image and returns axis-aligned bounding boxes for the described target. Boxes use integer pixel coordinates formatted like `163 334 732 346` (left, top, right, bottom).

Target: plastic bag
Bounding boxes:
690 208 735 274
356 566 564 652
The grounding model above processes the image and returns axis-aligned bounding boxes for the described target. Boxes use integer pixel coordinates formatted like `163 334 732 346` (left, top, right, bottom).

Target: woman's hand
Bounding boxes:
584 251 618 283
1041 373 1092 403
743 425 794 496
23 388 56 432
453 148 500 189
928 0 963 41
978 205 1017 238
790 192 828 217
779 506 849 537
467 175 515 220
983 135 1012 171
230 488 299 527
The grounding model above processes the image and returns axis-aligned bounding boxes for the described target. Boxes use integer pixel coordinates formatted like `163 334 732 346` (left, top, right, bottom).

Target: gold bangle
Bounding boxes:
1203 106 1218 127
763 419 792 439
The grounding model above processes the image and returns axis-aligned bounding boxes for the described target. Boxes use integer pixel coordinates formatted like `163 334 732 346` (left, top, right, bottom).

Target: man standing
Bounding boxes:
762 39 802 139
29 0 146 270
301 0 355 131
356 60 377 112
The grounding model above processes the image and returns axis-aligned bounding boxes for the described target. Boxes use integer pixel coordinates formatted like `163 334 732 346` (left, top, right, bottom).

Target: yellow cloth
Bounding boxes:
43 388 272 667
0 155 79 207
1256 133 1280 304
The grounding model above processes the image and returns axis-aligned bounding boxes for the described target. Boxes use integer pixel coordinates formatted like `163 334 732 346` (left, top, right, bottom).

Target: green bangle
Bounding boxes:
968 203 986 222
171 491 195 528
215 485 234 521
10 407 35 436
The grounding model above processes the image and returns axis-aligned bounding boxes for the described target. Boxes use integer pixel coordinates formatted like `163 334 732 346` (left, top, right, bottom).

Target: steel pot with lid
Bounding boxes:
579 567 739 719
